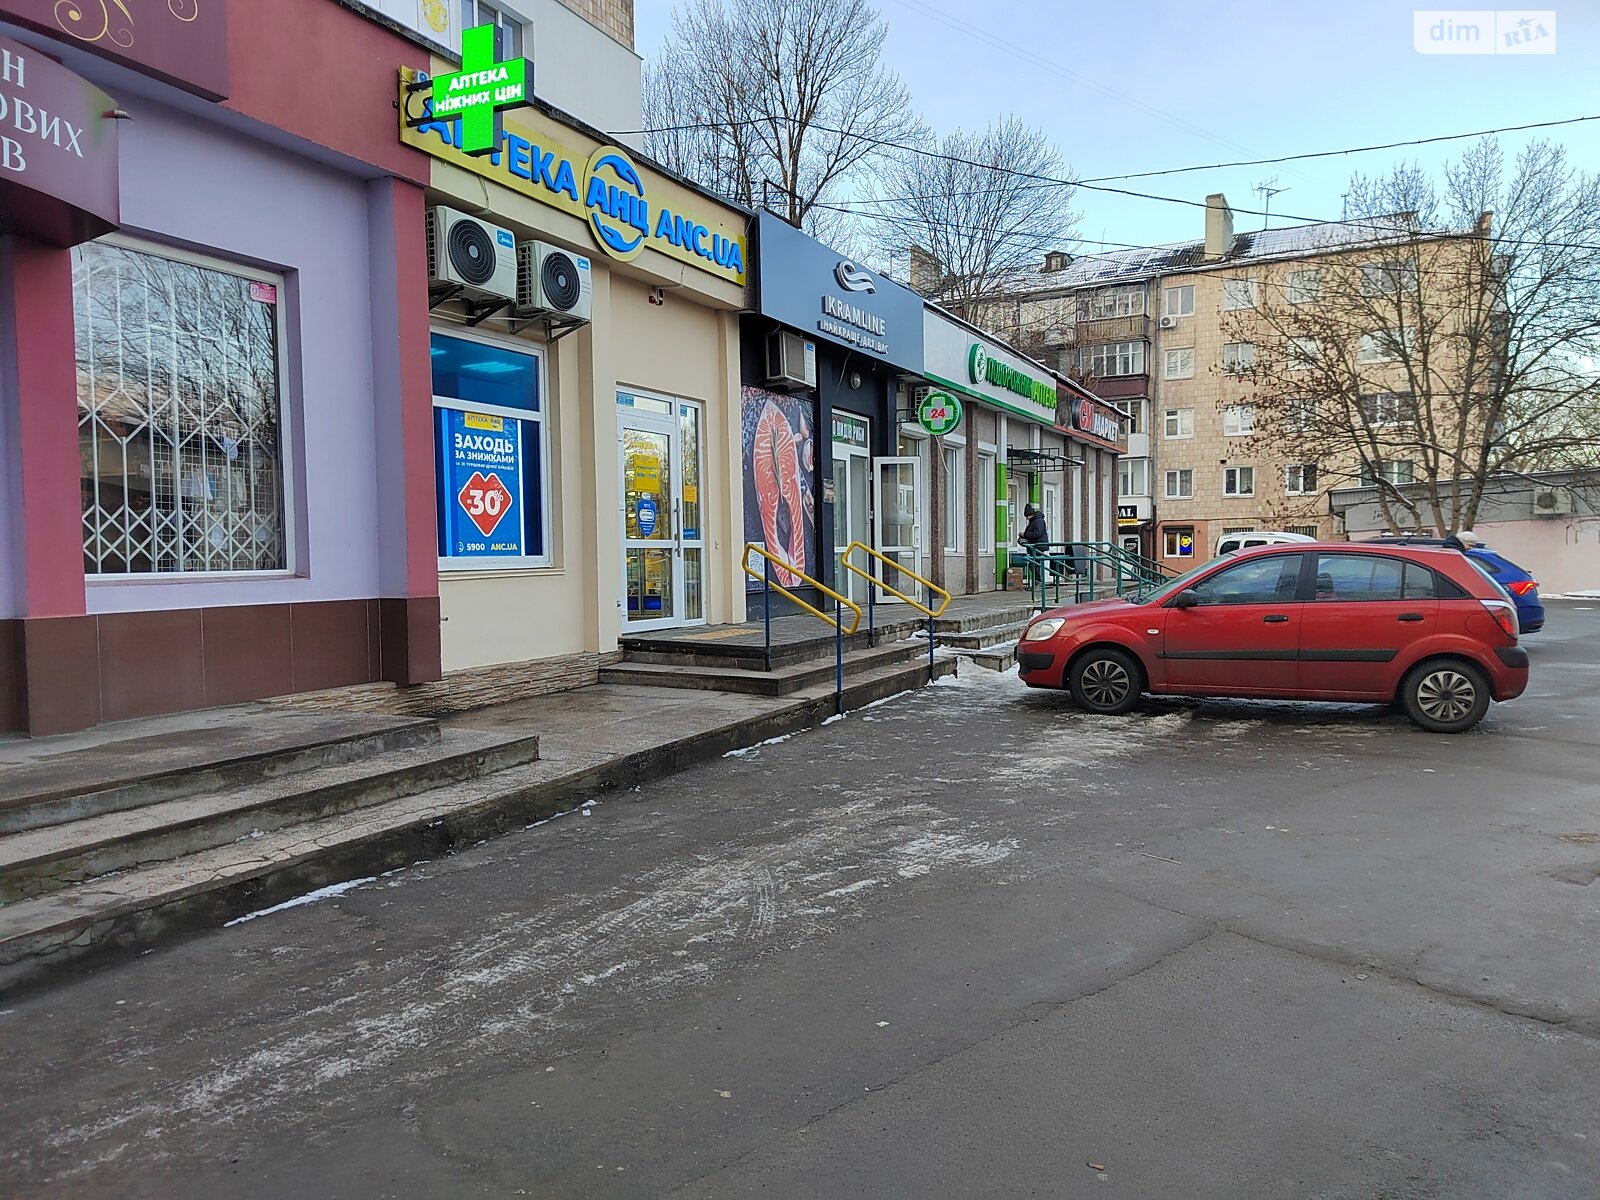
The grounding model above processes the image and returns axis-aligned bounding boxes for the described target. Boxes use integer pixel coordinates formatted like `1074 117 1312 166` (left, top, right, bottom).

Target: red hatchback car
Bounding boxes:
1018 543 1528 733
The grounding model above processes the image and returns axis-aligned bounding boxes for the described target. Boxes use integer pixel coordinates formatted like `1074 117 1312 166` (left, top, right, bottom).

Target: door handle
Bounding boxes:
1397 612 1425 622
1263 614 1290 623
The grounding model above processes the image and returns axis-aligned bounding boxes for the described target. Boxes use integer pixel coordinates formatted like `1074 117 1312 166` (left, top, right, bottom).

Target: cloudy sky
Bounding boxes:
633 1 1597 256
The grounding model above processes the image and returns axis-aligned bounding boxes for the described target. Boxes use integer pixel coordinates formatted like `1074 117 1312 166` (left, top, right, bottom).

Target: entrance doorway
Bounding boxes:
831 413 871 605
618 393 704 631
873 456 922 603
1043 482 1062 545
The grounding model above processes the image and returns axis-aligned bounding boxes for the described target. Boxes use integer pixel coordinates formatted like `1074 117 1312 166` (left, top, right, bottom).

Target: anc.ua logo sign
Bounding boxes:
584 147 649 261
402 79 747 283
582 144 744 274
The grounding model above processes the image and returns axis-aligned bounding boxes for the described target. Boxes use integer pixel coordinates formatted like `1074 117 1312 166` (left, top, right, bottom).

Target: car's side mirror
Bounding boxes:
1171 589 1201 609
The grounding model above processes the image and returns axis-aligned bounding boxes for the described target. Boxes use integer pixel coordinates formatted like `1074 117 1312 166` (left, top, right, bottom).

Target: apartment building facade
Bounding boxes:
969 194 1484 565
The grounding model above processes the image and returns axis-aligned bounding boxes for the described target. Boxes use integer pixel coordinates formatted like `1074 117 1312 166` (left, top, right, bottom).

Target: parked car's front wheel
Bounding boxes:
1068 647 1143 715
1400 658 1491 733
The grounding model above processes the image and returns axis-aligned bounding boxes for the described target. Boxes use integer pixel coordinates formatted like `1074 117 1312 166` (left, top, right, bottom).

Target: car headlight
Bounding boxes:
1023 618 1065 641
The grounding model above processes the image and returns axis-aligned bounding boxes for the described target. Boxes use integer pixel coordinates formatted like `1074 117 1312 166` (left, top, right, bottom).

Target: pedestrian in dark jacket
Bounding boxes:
1019 503 1049 547
1018 503 1050 585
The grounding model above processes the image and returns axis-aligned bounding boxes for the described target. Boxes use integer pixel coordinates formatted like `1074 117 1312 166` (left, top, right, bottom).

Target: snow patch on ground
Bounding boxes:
724 732 797 758
223 877 377 927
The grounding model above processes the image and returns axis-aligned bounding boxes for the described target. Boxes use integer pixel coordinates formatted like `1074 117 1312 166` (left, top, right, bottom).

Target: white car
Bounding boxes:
1215 530 1317 556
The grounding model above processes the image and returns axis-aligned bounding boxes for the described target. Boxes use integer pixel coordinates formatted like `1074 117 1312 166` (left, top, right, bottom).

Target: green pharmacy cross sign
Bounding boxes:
917 390 963 436
420 24 533 156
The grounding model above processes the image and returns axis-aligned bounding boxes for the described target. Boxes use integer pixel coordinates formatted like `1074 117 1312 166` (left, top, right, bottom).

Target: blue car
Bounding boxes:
1362 536 1545 633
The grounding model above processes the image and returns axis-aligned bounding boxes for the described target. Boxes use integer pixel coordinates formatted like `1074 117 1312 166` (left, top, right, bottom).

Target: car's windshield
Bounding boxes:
1127 559 1216 604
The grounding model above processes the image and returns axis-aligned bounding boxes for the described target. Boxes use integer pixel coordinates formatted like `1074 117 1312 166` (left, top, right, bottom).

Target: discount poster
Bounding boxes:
437 407 527 560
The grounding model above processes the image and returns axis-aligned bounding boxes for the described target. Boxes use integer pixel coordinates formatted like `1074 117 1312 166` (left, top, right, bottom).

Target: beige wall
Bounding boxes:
421 95 745 676
437 258 743 673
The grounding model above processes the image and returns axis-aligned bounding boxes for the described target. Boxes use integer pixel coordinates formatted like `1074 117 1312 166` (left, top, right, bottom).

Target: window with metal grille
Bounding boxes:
74 240 287 576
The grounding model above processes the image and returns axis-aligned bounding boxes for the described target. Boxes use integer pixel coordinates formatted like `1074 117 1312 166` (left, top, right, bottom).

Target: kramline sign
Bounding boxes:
413 24 531 156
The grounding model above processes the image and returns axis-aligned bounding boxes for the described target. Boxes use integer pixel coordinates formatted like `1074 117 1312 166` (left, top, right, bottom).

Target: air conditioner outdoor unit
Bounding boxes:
1532 487 1576 516
1158 315 1178 329
426 206 518 302
766 329 817 390
516 240 593 322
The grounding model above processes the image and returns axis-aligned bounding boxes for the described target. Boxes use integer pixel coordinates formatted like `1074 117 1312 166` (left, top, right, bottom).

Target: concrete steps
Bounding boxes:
0 728 542 903
600 640 928 696
0 654 956 997
0 714 440 835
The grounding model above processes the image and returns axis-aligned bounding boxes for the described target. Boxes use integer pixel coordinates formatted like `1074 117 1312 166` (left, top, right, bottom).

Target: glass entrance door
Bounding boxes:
620 405 694 630
832 446 871 605
873 457 922 604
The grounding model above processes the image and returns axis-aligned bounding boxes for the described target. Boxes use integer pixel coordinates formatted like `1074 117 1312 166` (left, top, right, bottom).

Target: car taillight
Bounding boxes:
1507 579 1538 596
1480 599 1518 639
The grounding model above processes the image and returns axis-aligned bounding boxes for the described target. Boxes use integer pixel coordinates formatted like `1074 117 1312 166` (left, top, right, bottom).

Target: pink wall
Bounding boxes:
1475 517 1600 595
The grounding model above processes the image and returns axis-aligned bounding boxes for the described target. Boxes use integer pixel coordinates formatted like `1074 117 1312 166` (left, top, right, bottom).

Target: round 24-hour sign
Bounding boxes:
917 391 963 436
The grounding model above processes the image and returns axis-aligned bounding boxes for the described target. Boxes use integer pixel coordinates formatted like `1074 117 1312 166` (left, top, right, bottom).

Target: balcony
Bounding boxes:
1041 315 1151 347
1087 374 1150 400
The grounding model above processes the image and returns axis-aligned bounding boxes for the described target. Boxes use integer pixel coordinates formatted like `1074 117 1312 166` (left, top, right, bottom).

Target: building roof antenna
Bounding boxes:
1255 178 1289 229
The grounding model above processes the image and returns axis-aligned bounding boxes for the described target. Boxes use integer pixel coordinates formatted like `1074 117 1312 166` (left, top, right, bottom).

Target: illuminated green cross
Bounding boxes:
429 24 531 157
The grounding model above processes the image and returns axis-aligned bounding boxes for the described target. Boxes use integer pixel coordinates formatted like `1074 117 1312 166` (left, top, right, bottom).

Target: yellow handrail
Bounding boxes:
742 544 864 635
840 542 952 618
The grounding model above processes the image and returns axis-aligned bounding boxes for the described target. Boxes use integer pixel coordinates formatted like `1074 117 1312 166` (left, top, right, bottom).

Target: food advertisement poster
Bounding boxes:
741 386 816 590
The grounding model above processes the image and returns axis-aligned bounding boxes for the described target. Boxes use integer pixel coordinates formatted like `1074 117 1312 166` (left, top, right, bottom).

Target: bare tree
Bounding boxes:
1232 139 1600 535
871 118 1077 320
642 0 922 236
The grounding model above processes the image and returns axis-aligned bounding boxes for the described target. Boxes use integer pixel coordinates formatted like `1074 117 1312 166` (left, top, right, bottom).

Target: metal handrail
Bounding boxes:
1075 540 1173 583
741 544 863 635
1021 545 1150 609
840 542 952 619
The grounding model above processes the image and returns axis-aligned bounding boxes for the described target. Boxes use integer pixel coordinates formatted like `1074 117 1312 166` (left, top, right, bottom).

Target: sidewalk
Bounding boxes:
0 649 957 995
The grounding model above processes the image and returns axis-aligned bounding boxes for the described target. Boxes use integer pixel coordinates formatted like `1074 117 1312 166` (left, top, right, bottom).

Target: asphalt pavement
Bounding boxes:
2 600 1598 1199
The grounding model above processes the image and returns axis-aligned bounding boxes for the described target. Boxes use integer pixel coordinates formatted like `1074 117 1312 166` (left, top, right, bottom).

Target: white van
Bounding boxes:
1215 530 1317 556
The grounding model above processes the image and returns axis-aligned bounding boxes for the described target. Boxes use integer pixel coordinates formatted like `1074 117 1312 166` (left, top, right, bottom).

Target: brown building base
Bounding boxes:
0 597 442 736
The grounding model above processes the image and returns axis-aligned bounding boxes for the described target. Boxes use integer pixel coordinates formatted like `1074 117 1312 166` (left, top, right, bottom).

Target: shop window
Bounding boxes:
978 451 996 553
432 330 550 567
943 444 965 554
74 240 287 576
1163 526 1196 559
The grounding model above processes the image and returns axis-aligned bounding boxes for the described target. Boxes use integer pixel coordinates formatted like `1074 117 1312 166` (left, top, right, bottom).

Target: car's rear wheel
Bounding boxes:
1400 659 1491 733
1068 647 1143 715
